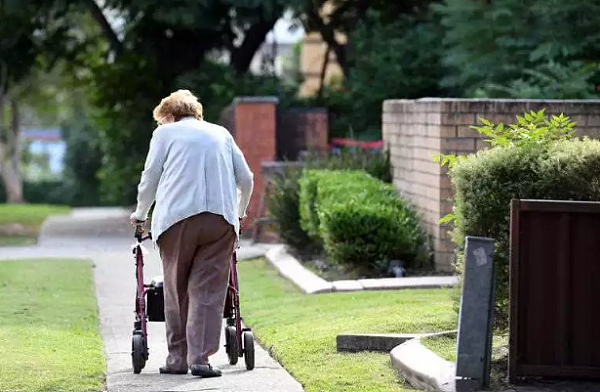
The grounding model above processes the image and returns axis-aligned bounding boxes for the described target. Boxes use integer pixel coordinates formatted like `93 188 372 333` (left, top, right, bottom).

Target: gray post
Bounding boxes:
455 236 496 391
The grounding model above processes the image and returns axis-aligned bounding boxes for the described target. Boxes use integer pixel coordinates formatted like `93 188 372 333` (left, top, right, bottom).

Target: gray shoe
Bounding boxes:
190 364 222 378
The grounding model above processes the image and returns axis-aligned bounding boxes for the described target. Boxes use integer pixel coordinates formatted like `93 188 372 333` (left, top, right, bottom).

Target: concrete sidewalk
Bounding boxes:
0 207 302 392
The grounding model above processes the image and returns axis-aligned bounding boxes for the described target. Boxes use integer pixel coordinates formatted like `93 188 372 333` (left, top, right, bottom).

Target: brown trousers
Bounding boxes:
157 212 236 370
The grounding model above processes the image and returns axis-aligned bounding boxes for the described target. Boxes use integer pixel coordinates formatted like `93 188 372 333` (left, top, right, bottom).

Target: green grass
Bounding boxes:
238 258 456 392
0 259 105 392
0 203 70 226
0 235 37 247
0 204 69 246
421 334 457 362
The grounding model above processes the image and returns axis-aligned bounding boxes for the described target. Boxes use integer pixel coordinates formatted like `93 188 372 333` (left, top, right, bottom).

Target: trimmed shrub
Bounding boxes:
267 149 391 256
299 170 382 241
444 110 600 329
299 169 426 274
266 166 315 255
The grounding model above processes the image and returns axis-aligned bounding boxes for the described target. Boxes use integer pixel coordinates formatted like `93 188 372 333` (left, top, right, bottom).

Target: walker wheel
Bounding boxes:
225 326 238 365
243 331 255 370
132 333 147 374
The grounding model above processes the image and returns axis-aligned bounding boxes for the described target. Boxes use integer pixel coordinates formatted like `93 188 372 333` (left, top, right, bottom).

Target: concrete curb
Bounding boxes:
391 338 456 392
265 245 459 294
265 245 334 294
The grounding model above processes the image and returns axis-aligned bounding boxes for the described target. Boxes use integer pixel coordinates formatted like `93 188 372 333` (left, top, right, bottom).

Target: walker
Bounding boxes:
131 225 255 373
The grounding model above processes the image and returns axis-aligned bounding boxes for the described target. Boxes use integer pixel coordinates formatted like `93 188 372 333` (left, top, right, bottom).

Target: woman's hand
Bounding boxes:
130 212 146 226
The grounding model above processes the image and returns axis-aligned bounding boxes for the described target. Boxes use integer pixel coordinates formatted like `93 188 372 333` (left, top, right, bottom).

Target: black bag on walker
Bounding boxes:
147 276 165 322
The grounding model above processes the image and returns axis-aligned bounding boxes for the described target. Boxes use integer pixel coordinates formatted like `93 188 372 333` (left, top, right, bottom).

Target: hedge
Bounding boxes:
266 150 391 257
299 169 426 274
446 110 600 329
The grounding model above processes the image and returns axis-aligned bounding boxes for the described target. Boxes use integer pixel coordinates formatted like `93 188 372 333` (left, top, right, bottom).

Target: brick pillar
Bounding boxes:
231 96 278 235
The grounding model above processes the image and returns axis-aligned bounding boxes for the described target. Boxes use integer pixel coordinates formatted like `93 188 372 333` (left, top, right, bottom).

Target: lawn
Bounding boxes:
0 204 69 246
421 334 457 362
238 258 456 392
0 259 105 392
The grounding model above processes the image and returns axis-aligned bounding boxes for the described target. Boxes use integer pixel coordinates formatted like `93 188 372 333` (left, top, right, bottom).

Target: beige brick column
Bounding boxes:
383 98 600 272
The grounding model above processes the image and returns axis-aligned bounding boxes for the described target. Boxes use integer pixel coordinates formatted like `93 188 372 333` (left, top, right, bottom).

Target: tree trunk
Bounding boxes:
0 91 24 204
317 44 331 98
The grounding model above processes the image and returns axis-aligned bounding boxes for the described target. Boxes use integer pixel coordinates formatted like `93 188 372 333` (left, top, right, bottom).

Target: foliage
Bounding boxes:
473 109 576 148
436 0 600 98
266 165 315 255
316 8 445 140
267 149 391 257
239 258 455 392
442 111 600 328
61 109 105 207
481 61 600 99
93 59 302 205
299 169 426 275
0 180 73 205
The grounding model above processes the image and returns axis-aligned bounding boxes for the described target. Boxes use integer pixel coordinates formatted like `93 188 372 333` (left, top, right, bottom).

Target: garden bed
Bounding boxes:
295 249 449 281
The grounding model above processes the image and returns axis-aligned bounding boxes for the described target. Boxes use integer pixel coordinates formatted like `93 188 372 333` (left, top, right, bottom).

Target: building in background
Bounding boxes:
20 127 65 181
298 2 344 97
248 7 344 97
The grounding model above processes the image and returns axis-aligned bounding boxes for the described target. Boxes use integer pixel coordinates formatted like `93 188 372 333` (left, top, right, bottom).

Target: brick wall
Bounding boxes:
382 98 600 271
277 107 329 160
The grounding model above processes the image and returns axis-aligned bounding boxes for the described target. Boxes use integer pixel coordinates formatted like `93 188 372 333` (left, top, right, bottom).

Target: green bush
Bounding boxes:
298 169 426 275
267 149 392 256
266 166 315 256
299 170 383 242
444 110 600 329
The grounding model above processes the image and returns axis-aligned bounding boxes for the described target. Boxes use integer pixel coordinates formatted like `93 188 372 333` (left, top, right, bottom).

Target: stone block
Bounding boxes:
435 252 455 272
484 100 529 114
426 112 443 125
586 115 600 128
441 138 476 152
456 126 480 138
565 101 600 115
439 125 457 138
569 115 588 128
414 158 441 175
434 238 456 253
475 139 490 151
440 187 455 201
456 236 495 389
441 112 477 126
337 333 416 353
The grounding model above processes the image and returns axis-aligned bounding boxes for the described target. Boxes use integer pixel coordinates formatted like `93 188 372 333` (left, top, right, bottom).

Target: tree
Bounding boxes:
294 0 436 76
311 6 445 140
0 0 84 203
1 0 304 204
436 0 600 98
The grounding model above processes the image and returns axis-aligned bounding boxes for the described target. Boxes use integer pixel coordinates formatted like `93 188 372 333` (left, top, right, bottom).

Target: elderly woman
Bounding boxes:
130 90 254 378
